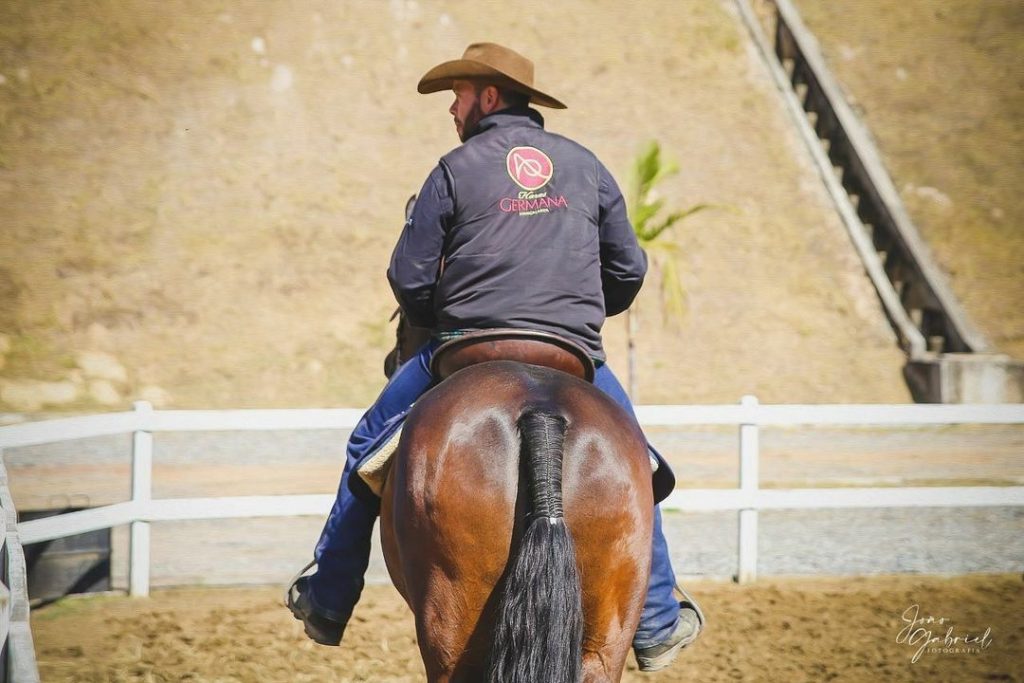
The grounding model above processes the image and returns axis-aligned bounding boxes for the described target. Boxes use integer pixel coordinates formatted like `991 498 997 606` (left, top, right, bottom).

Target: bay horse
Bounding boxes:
377 324 655 682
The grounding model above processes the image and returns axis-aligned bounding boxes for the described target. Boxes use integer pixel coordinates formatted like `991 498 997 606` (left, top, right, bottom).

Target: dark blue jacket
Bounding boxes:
388 108 646 360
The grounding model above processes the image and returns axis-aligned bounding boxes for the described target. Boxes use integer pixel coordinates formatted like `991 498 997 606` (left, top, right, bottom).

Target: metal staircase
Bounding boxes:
735 0 1023 402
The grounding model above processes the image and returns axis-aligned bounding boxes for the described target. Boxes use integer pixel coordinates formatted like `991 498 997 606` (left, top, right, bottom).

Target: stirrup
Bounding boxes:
675 583 706 631
634 585 706 672
283 559 317 606
285 560 347 647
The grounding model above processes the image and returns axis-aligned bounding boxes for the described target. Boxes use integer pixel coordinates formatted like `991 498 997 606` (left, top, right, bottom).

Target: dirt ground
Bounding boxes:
31 574 1024 682
0 0 915 411
3 1 1020 412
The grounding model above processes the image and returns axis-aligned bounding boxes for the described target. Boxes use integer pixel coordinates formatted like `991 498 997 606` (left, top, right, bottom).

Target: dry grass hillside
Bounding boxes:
0 0 923 411
795 0 1024 359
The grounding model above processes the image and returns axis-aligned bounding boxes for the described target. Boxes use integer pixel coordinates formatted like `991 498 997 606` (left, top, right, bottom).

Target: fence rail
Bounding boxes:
4 399 1024 593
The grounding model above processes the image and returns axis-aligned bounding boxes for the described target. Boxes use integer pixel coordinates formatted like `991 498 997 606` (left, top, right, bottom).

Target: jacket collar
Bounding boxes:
466 107 545 140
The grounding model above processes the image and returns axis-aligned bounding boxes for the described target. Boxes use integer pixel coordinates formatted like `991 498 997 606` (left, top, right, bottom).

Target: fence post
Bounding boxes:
737 395 760 583
130 401 153 597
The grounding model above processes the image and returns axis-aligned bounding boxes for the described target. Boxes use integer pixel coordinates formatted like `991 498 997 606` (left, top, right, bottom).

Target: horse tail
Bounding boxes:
487 408 583 683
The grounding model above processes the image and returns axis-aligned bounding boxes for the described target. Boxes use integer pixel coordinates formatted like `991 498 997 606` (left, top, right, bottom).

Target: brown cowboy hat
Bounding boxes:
417 42 567 109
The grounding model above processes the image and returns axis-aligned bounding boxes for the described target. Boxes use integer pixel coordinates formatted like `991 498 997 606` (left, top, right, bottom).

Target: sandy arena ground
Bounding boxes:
31 574 1023 682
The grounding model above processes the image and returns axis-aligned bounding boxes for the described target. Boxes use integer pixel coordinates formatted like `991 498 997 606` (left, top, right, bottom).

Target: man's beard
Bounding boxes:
458 100 486 142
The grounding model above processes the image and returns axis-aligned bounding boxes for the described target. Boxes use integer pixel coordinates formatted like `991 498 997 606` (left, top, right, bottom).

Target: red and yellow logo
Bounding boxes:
506 146 554 191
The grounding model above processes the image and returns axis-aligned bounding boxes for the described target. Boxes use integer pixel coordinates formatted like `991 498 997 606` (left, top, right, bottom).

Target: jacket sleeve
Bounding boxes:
597 162 647 316
387 165 453 328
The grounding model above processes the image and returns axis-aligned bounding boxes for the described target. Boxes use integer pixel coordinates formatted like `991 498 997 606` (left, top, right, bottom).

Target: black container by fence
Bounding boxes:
20 508 111 602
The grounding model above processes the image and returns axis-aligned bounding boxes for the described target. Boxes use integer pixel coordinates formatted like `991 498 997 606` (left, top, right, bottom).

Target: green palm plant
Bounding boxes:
625 140 711 400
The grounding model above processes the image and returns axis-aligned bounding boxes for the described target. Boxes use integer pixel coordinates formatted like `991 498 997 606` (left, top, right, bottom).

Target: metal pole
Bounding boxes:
129 401 153 597
737 395 760 583
627 308 638 400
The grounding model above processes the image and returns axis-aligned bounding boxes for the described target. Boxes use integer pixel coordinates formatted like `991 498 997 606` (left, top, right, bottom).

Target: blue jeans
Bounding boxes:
307 341 681 647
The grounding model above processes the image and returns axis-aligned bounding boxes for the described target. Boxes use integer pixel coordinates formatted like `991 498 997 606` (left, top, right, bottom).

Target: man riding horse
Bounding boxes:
287 42 703 672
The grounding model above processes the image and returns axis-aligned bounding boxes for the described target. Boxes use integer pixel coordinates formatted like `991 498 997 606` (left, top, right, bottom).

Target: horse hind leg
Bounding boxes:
582 651 624 683
385 388 522 681
565 388 654 682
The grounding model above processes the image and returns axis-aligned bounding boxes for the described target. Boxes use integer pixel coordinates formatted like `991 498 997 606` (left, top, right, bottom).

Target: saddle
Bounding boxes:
430 329 596 383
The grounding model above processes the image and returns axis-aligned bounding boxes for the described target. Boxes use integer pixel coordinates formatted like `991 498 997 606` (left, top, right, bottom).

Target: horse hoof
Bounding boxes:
634 607 702 672
286 577 347 647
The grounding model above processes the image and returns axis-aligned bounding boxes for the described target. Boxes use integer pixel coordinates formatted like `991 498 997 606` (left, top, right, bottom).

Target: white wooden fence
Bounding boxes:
3 398 1022 593
0 459 40 683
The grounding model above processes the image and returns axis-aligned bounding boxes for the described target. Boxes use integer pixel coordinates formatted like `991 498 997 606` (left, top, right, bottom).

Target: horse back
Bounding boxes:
380 360 654 682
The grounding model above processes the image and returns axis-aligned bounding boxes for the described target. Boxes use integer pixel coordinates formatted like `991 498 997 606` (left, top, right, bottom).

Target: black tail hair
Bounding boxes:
487 409 583 683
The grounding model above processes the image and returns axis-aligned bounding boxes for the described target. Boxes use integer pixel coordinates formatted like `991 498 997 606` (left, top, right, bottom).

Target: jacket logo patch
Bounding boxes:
506 146 553 191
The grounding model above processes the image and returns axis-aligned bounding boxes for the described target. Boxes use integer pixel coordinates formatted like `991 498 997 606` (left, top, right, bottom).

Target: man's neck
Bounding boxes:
464 106 545 140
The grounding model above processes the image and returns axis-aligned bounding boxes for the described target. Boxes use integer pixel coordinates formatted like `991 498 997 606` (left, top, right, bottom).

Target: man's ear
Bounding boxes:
483 85 501 113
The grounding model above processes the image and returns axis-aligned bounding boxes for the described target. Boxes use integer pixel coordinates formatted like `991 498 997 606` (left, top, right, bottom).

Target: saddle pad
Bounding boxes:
355 427 403 497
